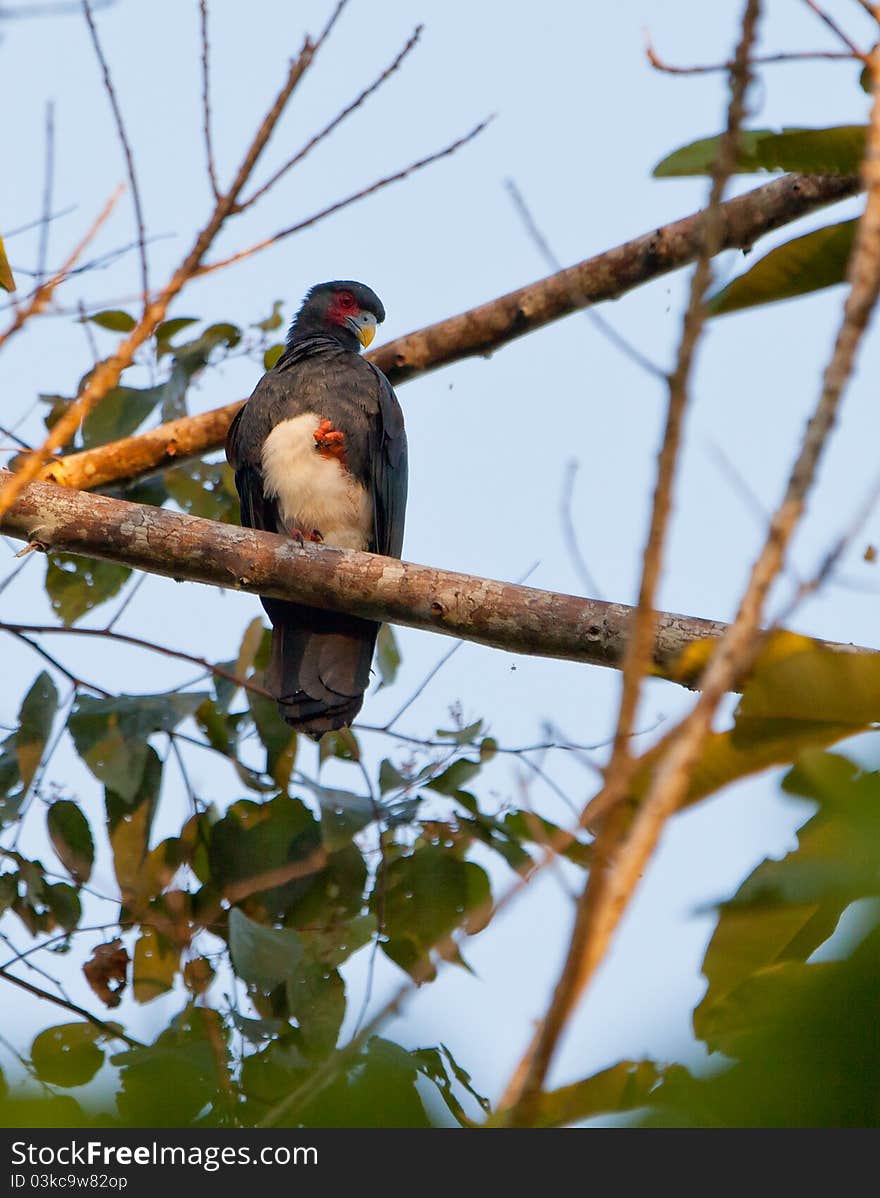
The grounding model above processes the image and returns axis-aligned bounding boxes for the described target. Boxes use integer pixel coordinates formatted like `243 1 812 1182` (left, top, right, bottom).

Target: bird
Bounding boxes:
226 280 407 738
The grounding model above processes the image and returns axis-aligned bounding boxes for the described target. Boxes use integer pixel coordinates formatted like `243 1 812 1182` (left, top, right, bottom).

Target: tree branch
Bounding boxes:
33 171 862 495
0 474 870 682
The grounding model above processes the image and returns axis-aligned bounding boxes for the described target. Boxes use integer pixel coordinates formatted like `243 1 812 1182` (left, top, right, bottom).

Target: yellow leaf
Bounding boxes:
0 234 15 293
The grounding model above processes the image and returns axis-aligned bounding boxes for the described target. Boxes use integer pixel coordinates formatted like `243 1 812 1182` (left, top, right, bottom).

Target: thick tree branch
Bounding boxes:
0 474 869 681
36 171 862 495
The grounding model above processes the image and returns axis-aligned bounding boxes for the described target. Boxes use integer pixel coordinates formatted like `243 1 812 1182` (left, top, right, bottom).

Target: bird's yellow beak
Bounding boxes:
358 324 376 349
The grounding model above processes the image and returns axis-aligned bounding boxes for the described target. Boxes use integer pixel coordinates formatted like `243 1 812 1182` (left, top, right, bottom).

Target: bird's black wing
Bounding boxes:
368 363 408 559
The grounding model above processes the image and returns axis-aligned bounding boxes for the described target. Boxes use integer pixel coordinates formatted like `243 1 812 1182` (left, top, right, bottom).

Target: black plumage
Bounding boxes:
226 281 407 737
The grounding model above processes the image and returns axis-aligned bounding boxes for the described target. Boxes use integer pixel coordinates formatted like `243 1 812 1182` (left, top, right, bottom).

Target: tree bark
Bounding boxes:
37 172 861 494
0 474 869 685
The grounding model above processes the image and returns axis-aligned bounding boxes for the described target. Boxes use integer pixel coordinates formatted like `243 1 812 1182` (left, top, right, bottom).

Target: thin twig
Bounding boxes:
82 0 150 302
238 25 424 211
36 101 56 287
103 568 147 631
505 178 666 382
197 119 493 277
560 461 604 598
646 37 856 73
0 964 144 1047
0 621 273 701
802 0 868 57
198 0 220 201
0 22 329 522
0 185 123 356
500 0 764 1124
5 629 112 697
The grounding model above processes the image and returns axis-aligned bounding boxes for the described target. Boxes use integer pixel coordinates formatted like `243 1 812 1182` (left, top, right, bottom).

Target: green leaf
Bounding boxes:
709 220 856 316
88 309 136 333
696 905 843 1055
80 384 164 450
0 737 23 827
654 125 866 177
164 460 240 524
252 301 284 332
69 692 205 799
734 636 880 728
653 129 774 176
46 800 94 884
285 959 345 1057
105 743 163 835
171 322 241 369
112 1006 226 1126
208 793 321 918
263 343 284 370
299 911 376 969
31 1024 106 1088
412 1043 491 1125
133 927 180 1003
426 756 482 796
45 554 132 626
16 671 58 790
247 686 297 789
499 1060 663 1127
502 810 592 868
229 907 304 989
0 234 15 293
44 882 82 932
436 720 484 745
379 758 407 794
376 845 491 981
375 624 401 689
694 750 880 1053
155 317 199 347
311 784 374 851
295 1036 431 1128
318 728 360 765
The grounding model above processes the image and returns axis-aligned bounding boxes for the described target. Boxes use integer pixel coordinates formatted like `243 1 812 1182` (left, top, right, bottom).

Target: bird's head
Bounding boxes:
289 280 386 351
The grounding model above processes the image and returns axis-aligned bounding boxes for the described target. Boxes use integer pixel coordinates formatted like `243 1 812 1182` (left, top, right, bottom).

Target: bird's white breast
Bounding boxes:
261 412 372 550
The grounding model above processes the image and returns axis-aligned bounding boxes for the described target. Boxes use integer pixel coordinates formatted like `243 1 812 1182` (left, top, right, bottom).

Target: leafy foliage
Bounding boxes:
653 125 866 177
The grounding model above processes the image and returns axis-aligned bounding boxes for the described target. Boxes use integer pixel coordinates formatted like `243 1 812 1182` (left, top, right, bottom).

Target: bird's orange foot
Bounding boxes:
290 527 324 544
314 418 347 466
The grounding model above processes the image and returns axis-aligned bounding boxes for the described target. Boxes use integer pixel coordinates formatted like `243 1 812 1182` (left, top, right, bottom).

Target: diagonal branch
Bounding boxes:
0 30 323 525
499 0 764 1122
0 474 870 680
35 171 862 495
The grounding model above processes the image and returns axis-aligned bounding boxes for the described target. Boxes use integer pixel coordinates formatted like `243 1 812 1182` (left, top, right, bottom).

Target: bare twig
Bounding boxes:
0 26 326 523
560 461 604 598
198 0 220 201
199 118 492 275
5 629 112 697
36 102 56 286
0 964 143 1048
0 185 123 355
646 38 856 73
802 0 868 57
238 25 424 211
505 177 666 381
82 0 150 302
501 0 764 1123
0 621 274 701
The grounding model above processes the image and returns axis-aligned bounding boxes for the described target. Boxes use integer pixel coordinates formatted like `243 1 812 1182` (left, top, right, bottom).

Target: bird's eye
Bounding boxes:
337 290 356 309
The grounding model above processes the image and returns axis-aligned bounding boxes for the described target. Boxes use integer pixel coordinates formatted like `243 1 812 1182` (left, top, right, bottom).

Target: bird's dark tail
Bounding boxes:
264 599 377 739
